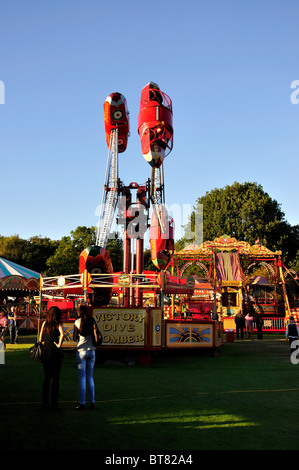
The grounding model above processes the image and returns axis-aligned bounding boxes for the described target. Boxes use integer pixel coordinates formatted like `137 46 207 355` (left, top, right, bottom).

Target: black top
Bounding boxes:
42 327 63 364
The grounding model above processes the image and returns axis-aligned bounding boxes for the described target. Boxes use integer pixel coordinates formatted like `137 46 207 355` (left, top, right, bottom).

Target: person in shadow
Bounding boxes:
39 306 64 411
234 312 245 339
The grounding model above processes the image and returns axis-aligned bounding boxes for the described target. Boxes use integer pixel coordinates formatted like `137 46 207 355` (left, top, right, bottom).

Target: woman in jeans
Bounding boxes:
73 304 97 410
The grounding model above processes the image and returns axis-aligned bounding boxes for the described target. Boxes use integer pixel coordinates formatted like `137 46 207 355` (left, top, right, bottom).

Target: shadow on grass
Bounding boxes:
1 336 299 450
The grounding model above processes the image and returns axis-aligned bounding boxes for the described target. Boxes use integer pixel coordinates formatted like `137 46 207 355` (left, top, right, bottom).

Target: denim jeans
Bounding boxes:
9 325 18 343
76 349 95 405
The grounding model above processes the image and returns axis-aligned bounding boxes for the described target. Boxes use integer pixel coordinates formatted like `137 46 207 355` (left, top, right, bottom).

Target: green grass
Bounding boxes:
1 335 299 450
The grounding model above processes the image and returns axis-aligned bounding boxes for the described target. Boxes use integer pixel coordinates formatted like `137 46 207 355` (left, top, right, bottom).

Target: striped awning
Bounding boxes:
0 257 40 279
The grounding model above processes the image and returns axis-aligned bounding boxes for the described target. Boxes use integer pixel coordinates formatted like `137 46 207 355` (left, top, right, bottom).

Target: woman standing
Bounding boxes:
73 305 98 410
245 310 255 340
39 306 64 411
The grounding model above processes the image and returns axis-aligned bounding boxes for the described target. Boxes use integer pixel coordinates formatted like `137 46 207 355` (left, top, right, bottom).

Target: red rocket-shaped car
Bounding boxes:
149 208 174 270
137 82 173 167
79 245 113 306
104 92 130 153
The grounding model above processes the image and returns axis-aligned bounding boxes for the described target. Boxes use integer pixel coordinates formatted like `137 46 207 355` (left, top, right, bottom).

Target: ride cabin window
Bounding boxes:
222 292 237 307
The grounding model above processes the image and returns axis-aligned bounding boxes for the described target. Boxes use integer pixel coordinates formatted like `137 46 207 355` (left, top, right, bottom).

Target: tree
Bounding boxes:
290 251 299 270
0 234 58 273
70 226 96 252
0 235 28 266
106 234 123 272
45 236 78 275
45 226 97 275
183 182 299 264
24 236 59 273
45 227 123 275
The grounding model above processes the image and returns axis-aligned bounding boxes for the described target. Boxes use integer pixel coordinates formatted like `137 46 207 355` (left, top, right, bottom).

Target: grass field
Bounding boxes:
1 334 299 452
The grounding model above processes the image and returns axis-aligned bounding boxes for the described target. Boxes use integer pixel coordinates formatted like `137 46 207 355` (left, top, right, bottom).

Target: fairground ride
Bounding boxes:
39 83 223 363
171 235 298 332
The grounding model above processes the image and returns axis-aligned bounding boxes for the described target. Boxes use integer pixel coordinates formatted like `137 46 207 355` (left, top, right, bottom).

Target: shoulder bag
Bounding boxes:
29 341 43 362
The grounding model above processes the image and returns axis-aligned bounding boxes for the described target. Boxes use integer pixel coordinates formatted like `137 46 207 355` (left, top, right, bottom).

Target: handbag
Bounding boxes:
93 323 102 347
29 341 43 362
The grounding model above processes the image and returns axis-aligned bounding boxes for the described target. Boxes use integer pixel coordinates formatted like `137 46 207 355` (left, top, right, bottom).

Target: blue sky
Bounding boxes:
0 0 298 243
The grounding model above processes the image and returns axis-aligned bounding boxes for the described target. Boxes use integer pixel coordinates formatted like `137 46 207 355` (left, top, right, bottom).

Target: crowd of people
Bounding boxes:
234 303 264 340
233 303 299 359
0 306 20 344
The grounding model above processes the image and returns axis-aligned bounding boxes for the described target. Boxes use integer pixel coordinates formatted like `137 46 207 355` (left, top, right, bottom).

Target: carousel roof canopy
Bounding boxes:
0 257 40 280
248 275 272 286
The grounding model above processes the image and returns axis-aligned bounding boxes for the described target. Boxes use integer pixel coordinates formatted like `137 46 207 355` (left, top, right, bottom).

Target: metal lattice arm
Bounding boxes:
96 129 119 247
